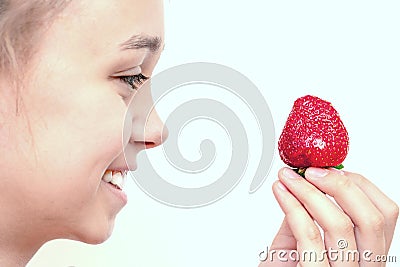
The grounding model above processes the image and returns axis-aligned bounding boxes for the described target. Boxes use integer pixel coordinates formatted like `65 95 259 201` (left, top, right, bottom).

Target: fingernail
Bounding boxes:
277 181 288 191
329 168 345 175
306 168 329 178
283 168 300 179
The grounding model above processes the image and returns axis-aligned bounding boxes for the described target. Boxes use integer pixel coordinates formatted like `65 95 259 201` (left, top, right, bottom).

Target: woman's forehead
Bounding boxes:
57 0 164 52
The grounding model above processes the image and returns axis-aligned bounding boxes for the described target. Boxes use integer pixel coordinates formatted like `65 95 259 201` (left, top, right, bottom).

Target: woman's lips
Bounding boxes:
101 170 128 204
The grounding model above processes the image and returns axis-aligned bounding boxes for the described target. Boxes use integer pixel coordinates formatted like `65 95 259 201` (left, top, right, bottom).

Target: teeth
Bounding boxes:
102 170 113 183
110 171 124 189
102 170 126 190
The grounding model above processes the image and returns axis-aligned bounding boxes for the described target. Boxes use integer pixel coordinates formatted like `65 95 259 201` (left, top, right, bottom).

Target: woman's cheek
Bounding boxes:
28 105 126 215
36 90 126 177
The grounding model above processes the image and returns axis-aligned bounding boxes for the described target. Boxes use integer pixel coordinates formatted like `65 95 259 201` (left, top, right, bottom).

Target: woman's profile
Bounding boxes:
0 1 398 266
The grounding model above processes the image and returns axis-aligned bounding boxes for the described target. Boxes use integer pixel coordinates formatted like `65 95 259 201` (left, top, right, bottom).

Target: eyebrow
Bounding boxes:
120 34 163 53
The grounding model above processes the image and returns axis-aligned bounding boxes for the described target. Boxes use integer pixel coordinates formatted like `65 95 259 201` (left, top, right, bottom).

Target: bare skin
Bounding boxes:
0 0 166 266
260 167 398 267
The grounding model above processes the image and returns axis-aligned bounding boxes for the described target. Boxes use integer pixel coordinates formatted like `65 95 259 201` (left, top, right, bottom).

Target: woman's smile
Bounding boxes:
101 170 128 206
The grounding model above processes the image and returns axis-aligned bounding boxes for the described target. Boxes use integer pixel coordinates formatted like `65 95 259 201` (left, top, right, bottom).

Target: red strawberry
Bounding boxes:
278 95 349 172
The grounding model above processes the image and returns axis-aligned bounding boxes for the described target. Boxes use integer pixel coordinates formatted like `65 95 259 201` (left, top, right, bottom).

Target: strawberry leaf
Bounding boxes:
334 164 344 170
293 164 344 179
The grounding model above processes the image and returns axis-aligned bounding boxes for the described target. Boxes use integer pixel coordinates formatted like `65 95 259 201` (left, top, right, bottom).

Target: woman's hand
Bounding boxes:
259 167 399 267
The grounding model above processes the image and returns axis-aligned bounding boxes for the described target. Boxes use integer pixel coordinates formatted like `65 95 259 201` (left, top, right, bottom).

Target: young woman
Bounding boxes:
0 1 397 266
0 1 166 265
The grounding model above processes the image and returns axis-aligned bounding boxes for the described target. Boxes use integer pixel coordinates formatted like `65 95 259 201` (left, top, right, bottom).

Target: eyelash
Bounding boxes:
119 73 149 91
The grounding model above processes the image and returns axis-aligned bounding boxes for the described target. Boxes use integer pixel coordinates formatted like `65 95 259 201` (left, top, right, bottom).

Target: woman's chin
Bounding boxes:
68 219 116 245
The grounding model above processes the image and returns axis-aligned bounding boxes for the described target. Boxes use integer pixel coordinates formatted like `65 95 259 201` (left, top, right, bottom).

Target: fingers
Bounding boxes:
270 167 397 267
258 218 297 267
277 169 358 267
349 172 399 250
259 218 298 267
270 218 297 251
272 180 330 267
304 168 391 266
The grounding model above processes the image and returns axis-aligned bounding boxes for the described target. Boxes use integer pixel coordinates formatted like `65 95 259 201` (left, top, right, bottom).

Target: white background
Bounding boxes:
29 0 400 266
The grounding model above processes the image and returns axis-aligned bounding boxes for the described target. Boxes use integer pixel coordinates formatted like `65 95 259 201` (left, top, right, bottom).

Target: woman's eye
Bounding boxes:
120 73 149 91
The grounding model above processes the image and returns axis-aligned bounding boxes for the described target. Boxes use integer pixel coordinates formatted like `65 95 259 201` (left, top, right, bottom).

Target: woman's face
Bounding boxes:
0 0 165 244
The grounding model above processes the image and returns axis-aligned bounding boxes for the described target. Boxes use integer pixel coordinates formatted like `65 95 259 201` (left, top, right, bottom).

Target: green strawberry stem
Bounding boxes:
333 164 344 170
293 164 344 178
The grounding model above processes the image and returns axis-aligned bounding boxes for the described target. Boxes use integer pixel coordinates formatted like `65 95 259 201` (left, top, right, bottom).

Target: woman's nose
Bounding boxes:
128 82 168 149
142 109 168 149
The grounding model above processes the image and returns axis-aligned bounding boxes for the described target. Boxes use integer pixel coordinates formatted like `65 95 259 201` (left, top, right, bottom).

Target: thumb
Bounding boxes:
258 217 298 267
271 217 297 250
